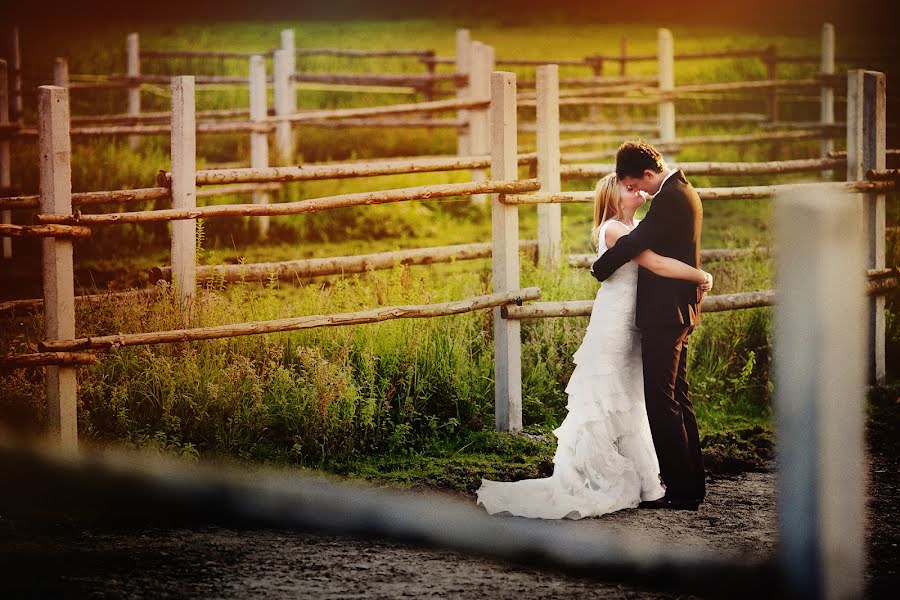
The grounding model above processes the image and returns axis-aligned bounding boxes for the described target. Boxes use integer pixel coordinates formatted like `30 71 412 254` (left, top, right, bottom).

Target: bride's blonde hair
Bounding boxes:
591 173 624 246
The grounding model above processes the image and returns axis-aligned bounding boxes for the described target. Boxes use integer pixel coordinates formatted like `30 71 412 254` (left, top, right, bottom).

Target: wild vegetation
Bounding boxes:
1 20 896 489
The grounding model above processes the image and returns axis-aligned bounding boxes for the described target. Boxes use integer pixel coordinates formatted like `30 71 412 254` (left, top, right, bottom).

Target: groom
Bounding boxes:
591 140 706 510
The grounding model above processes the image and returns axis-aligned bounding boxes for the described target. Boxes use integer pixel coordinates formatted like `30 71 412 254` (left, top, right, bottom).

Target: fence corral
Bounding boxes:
0 21 896 600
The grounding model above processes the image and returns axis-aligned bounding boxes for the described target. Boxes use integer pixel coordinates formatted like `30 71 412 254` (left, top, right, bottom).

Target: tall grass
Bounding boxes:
2 19 896 479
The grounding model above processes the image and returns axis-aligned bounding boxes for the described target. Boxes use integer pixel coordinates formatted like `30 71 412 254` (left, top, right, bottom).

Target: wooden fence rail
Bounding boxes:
37 179 541 225
37 288 542 353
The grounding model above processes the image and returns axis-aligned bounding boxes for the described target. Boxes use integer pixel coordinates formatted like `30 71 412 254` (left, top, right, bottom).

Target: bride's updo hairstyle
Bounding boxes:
592 172 624 246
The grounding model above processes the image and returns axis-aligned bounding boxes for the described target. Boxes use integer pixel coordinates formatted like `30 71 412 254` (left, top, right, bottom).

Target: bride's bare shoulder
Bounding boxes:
603 220 630 249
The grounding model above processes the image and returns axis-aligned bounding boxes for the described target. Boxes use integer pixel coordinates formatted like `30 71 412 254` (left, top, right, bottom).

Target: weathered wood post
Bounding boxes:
280 29 297 150
39 85 78 451
249 55 270 238
10 27 23 124
536 64 561 268
0 59 11 259
491 71 522 433
764 44 779 123
53 57 69 88
775 184 866 600
619 36 628 77
820 23 835 166
657 29 675 147
455 29 471 157
273 49 293 165
127 33 140 151
469 42 494 204
847 69 886 383
170 76 197 306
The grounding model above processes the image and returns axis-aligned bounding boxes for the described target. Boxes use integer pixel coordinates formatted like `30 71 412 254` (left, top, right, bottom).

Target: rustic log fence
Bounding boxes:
0 27 893 595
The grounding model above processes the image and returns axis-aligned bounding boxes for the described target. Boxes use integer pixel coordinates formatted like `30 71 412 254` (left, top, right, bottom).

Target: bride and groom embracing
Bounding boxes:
477 140 712 519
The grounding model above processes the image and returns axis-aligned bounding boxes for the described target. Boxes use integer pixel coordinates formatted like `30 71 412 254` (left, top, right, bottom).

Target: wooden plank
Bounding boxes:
150 240 539 284
820 24 836 164
657 28 675 144
847 69 887 383
455 29 472 157
469 42 494 204
491 71 522 433
273 50 292 165
170 77 197 305
38 288 542 352
127 33 140 150
536 65 561 268
38 85 78 451
38 179 541 224
249 55 270 238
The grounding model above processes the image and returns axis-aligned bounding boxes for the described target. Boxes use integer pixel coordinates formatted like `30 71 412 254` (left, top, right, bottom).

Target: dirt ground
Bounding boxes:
1 446 897 599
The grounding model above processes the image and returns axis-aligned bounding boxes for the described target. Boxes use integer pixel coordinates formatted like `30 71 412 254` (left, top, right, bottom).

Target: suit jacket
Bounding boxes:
590 170 703 329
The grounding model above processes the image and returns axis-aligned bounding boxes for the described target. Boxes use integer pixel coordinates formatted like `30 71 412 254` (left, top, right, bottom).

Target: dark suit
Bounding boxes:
590 170 705 501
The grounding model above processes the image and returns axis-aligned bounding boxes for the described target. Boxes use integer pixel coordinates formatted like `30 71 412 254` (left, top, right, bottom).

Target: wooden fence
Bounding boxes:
0 68 889 600
3 22 886 257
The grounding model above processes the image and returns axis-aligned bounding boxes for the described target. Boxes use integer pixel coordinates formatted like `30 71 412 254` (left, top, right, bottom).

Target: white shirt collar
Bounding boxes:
650 168 679 198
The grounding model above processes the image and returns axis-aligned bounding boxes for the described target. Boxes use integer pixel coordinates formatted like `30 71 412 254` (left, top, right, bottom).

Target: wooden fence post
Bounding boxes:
469 42 494 204
249 55 270 238
764 44 778 123
38 85 78 451
657 29 675 146
774 185 866 600
820 23 835 167
280 29 297 151
536 64 560 268
53 57 69 88
0 59 11 260
491 70 522 433
619 36 628 76
170 76 196 306
10 27 23 124
847 69 886 383
273 49 293 165
455 29 471 157
127 33 140 151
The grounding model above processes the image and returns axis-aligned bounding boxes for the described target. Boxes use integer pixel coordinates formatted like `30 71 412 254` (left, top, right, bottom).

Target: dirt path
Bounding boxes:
1 451 895 599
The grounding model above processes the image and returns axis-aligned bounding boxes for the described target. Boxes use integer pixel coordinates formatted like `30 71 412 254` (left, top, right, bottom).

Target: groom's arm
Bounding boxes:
590 199 672 282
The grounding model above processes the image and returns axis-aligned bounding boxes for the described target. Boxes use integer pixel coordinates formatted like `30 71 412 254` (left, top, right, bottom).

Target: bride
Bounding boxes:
476 173 712 519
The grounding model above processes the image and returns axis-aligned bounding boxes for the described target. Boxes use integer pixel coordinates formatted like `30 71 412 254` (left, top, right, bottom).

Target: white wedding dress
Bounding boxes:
476 219 666 519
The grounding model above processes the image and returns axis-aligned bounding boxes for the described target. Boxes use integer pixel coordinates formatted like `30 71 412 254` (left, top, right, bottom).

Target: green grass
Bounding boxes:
2 18 897 489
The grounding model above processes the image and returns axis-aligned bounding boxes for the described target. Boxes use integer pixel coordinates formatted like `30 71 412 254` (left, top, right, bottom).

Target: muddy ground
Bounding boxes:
1 442 897 599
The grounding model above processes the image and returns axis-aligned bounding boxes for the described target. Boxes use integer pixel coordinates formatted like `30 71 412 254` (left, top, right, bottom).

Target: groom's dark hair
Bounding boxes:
615 140 666 179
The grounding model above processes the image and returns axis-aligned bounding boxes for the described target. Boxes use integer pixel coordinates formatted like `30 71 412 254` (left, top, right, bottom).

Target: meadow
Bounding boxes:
1 19 897 488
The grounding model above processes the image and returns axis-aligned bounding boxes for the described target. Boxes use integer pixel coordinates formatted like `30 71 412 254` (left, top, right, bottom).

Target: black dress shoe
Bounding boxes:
638 496 701 511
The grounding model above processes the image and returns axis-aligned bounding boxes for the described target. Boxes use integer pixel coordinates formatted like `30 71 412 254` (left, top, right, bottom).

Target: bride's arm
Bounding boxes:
605 222 712 289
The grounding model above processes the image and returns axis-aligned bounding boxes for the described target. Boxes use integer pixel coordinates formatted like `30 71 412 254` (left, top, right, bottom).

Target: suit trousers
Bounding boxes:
640 326 706 501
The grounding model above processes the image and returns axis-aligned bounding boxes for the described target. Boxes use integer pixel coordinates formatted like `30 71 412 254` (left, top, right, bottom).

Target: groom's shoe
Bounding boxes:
638 496 701 511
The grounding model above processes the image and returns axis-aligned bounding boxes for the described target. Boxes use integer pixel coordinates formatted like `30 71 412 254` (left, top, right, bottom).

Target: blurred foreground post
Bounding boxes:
847 69 886 383
536 64 561 268
775 185 866 599
39 85 78 451
170 77 196 306
273 49 292 165
469 42 494 204
1 59 11 259
491 71 522 432
127 33 140 151
657 29 675 148
455 29 471 157
249 55 270 238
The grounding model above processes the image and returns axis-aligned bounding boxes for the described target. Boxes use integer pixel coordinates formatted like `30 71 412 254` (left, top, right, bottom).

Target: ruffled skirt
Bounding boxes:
476 275 665 519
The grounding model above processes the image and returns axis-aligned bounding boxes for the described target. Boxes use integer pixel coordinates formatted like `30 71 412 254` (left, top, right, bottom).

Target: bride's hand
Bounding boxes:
699 271 713 292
